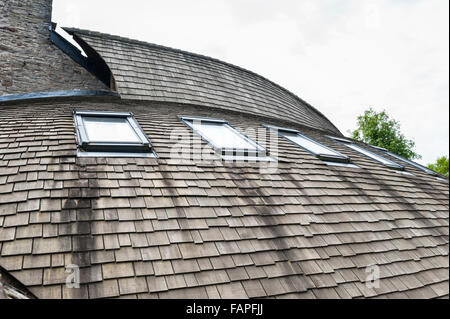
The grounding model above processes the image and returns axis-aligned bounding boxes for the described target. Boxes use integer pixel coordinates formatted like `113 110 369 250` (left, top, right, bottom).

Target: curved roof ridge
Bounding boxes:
65 27 342 135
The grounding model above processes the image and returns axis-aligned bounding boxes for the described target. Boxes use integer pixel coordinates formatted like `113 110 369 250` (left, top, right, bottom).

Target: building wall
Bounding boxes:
0 0 108 95
0 98 448 299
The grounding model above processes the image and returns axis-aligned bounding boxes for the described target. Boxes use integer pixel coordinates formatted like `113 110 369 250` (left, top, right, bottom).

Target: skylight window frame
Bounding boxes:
324 135 354 144
327 136 405 170
378 149 439 176
74 110 156 158
363 144 444 178
264 125 351 164
436 177 449 183
180 116 269 159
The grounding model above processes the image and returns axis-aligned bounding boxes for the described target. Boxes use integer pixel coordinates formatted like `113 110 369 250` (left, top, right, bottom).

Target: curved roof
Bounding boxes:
1 11 448 299
0 98 449 299
65 28 341 135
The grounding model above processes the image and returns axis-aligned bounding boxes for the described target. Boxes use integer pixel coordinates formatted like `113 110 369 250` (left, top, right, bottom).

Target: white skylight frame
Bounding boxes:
180 116 270 160
264 125 355 166
327 136 404 170
74 110 156 158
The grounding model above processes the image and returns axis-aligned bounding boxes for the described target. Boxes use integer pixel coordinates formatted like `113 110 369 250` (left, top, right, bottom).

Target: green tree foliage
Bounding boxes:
351 108 421 160
427 156 449 177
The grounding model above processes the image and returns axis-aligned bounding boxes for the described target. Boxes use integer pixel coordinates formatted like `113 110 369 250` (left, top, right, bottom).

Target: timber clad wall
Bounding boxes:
0 99 448 299
0 0 107 95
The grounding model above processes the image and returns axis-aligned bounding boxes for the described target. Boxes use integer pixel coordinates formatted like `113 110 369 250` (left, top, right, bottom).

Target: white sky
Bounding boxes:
52 0 449 165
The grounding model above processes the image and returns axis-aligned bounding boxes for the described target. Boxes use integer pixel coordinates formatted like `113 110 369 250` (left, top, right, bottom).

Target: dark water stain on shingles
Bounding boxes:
157 157 315 292
149 163 216 264
152 165 193 235
275 164 447 290
331 165 449 240
61 159 101 298
236 174 316 293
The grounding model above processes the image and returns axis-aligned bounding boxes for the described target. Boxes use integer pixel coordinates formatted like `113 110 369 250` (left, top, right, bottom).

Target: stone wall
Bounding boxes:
0 0 108 95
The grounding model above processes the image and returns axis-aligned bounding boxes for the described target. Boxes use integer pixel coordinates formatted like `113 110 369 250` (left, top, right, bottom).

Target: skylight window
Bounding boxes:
345 144 404 169
74 110 156 158
379 149 438 176
181 116 270 160
282 132 348 161
265 125 357 167
327 136 404 170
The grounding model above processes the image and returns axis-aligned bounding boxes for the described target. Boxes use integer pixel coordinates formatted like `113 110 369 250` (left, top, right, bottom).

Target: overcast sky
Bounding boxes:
53 0 449 165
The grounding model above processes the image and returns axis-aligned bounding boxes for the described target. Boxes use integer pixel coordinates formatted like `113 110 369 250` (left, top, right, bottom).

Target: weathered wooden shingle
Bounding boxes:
102 262 135 280
32 237 72 255
88 279 120 299
2 239 33 256
118 276 148 295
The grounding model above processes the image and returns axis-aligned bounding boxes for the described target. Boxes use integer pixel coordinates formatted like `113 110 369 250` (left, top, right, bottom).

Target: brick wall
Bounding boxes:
0 0 108 95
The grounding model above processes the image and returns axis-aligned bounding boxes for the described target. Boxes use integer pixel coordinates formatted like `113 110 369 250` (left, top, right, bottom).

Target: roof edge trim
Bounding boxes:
0 90 120 104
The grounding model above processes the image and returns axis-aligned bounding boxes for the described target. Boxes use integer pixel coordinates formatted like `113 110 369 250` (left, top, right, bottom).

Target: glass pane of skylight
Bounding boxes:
346 144 403 168
282 132 345 158
190 121 259 150
83 117 141 143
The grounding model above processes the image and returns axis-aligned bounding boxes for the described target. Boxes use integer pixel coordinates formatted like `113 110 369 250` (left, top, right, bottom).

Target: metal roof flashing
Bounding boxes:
0 90 120 105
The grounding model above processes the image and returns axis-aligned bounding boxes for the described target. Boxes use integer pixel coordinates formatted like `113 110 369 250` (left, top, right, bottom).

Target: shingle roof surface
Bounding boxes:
65 28 341 135
0 98 448 299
